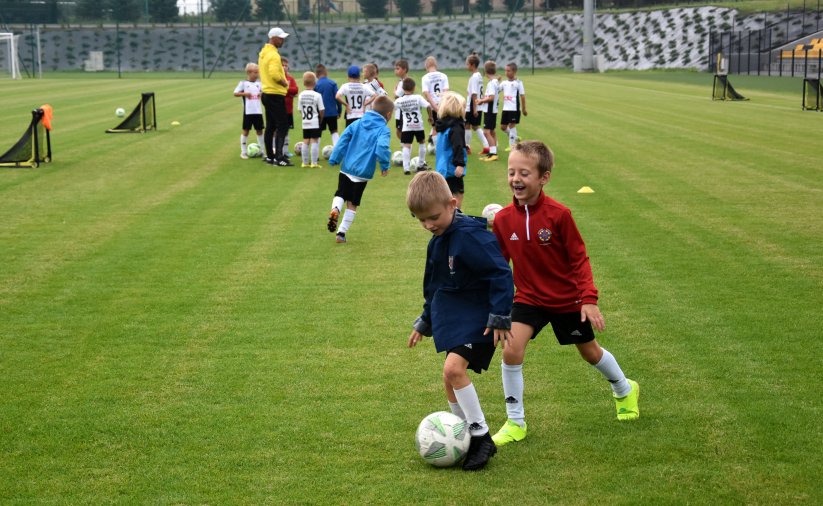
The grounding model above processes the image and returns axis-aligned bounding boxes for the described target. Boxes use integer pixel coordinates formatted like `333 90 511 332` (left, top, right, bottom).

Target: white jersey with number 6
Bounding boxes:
395 94 430 132
500 79 526 112
466 71 484 112
337 82 375 120
421 71 449 108
298 90 325 129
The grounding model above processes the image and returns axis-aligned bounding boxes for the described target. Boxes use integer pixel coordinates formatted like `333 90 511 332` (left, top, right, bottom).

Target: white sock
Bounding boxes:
240 134 248 154
509 127 518 146
490 145 497 155
331 196 344 213
475 128 489 148
331 132 340 145
311 142 320 165
418 143 426 160
464 128 472 147
448 401 465 419
402 146 411 172
302 145 309 165
453 383 488 436
501 362 525 426
257 133 265 147
338 209 356 234
594 348 631 397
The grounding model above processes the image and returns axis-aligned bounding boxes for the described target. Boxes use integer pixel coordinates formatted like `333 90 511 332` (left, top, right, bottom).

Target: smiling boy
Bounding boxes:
490 141 640 447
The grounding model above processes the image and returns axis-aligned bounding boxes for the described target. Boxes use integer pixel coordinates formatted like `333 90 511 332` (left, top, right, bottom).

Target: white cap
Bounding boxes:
267 27 289 39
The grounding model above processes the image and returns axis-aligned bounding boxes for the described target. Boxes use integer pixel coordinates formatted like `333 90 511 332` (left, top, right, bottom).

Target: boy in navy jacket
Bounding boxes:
326 96 393 243
406 171 513 471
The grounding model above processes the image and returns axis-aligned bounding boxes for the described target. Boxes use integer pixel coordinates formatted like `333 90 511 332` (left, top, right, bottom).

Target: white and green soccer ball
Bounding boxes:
482 203 503 228
322 145 334 160
410 156 421 172
246 143 262 158
392 150 403 167
294 141 304 155
115 107 126 117
415 411 470 467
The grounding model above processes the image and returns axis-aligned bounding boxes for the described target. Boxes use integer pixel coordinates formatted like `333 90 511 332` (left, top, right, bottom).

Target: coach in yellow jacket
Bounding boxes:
259 27 292 166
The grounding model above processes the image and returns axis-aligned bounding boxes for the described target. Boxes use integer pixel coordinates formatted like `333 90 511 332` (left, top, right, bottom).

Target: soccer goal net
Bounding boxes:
106 92 157 133
712 75 748 101
802 78 823 111
0 106 52 169
0 32 22 80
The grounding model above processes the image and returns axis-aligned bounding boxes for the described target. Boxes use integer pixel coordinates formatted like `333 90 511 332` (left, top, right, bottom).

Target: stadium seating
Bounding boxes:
781 38 823 58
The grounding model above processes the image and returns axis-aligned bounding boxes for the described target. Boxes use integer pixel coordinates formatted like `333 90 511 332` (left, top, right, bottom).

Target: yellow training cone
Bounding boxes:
577 186 595 193
171 121 181 126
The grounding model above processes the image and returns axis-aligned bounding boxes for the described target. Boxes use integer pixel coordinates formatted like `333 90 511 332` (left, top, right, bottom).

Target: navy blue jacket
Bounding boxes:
414 212 513 352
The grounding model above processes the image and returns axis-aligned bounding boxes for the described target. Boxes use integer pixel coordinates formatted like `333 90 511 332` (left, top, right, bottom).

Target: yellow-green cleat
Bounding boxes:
614 379 640 421
491 419 527 446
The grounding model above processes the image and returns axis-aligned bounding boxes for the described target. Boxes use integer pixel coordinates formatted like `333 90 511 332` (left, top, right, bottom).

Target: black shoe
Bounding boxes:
276 157 294 167
264 157 276 164
462 431 497 471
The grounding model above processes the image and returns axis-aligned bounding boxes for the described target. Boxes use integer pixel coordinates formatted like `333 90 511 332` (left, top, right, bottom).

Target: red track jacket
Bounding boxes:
492 191 598 313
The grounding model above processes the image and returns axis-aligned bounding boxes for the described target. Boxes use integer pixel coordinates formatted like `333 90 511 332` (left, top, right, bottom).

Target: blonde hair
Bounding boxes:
371 95 395 118
437 91 466 120
484 60 496 76
303 71 317 87
424 56 438 71
512 141 555 176
407 172 453 215
245 62 259 72
363 63 377 79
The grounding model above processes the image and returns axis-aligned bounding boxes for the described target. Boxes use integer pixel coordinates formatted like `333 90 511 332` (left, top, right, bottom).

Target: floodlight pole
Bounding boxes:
532 0 535 75
116 20 122 79
200 0 206 79
582 0 594 71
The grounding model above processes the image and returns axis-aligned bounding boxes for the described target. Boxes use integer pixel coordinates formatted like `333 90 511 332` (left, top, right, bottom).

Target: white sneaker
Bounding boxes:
240 153 249 159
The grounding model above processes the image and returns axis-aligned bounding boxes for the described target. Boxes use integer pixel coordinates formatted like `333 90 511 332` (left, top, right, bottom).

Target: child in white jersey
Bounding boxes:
421 56 449 148
392 59 410 140
233 63 265 159
499 62 528 151
336 65 376 127
464 53 489 156
297 71 325 168
395 77 432 175
477 60 501 162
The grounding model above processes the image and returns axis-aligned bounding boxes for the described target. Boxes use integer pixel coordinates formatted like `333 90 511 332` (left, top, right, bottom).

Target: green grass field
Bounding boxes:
1 70 821 504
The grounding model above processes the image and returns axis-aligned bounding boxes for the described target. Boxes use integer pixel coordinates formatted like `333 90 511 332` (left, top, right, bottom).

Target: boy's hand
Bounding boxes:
454 166 464 178
523 109 528 116
581 304 605 332
408 330 424 348
485 327 512 349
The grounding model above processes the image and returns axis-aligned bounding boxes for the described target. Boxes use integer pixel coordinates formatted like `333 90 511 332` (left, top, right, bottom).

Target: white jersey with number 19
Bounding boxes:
337 82 375 120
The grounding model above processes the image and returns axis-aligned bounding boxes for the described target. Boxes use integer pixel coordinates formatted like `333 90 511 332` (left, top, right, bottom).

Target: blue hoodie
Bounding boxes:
413 212 513 353
329 110 391 179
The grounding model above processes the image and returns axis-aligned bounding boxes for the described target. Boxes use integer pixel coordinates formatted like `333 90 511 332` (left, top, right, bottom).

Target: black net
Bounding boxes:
106 92 155 133
0 110 48 168
712 75 748 101
142 93 157 131
802 78 823 111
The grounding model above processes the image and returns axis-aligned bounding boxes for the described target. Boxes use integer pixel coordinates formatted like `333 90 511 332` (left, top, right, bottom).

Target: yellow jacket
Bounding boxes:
259 44 286 95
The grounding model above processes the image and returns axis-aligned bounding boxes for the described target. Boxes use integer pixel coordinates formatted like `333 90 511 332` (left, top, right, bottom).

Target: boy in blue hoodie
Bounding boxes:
326 95 393 244
406 171 514 471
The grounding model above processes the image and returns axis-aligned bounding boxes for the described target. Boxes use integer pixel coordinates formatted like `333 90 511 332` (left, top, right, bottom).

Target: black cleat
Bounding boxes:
275 157 294 167
462 431 497 471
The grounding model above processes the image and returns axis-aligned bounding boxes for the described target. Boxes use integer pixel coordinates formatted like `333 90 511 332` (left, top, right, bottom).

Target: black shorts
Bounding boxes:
287 114 294 129
511 303 595 345
465 110 482 127
446 176 464 195
334 172 368 206
302 128 321 139
447 342 496 374
483 111 497 130
242 114 264 131
501 111 521 126
400 130 425 144
321 116 338 133
395 118 402 131
345 117 360 127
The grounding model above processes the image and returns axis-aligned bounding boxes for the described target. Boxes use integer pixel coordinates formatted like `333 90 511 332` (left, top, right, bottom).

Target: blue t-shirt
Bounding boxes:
315 76 341 118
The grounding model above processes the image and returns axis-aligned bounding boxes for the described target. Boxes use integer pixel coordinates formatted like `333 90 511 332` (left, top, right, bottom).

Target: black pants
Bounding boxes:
262 93 288 159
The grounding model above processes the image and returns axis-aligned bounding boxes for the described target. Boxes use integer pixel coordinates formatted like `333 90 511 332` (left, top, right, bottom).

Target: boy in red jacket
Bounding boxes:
490 141 640 446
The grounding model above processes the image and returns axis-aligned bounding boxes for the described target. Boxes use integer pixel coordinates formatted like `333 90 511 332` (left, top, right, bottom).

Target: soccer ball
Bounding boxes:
115 107 125 117
410 156 421 172
482 203 503 227
246 143 261 158
294 141 304 155
392 151 403 167
415 411 470 467
322 145 334 160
